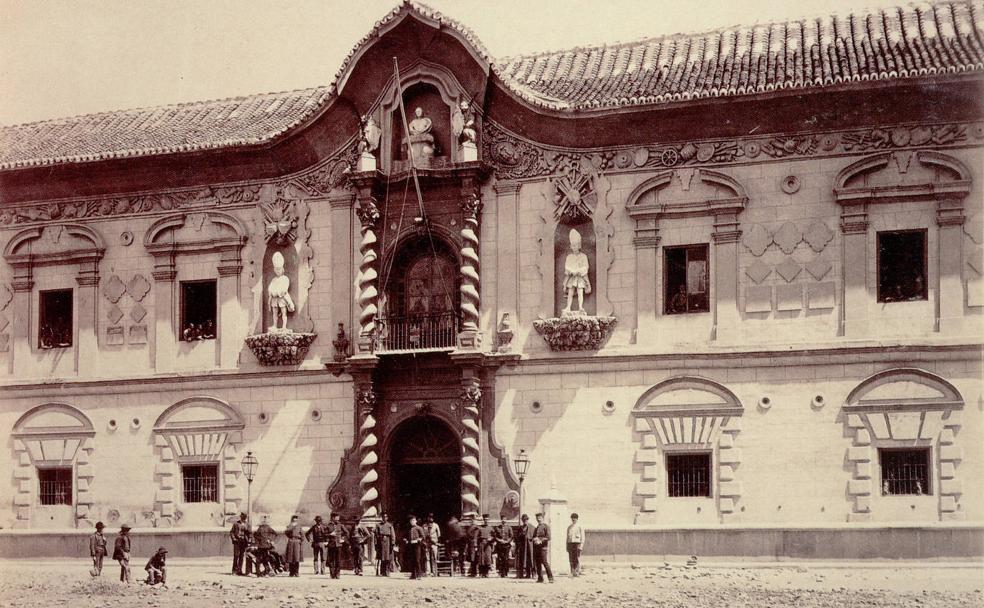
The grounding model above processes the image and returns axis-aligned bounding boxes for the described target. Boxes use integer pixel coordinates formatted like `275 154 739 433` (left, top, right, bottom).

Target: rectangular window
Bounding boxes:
39 289 73 349
666 452 712 497
38 467 73 505
180 280 217 341
182 464 219 503
664 245 709 314
880 448 931 496
877 230 927 303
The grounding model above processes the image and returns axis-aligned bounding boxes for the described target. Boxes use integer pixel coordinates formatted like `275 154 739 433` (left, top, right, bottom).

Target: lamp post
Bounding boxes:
240 451 258 530
513 449 531 517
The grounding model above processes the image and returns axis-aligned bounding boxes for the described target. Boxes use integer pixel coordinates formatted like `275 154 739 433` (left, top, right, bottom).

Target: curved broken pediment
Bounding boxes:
3 223 105 272
834 150 972 205
144 211 247 252
626 168 747 221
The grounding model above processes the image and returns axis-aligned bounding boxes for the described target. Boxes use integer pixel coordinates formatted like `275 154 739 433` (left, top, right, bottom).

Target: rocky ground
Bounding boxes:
0 559 981 608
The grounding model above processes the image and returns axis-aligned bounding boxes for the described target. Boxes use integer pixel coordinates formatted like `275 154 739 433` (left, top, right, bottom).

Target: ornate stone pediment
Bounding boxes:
834 150 972 205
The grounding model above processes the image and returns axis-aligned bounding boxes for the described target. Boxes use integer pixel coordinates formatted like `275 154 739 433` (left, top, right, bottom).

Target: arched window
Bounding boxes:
11 403 95 528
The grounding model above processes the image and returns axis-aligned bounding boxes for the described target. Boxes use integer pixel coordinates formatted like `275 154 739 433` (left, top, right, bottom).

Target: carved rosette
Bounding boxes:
356 386 380 518
459 192 482 336
459 383 482 515
356 200 381 346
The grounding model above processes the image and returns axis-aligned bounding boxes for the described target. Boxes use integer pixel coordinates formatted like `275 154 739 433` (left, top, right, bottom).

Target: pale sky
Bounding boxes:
1 0 910 126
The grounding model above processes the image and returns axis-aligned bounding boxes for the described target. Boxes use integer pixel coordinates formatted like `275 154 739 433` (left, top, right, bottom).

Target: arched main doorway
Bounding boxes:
384 415 461 531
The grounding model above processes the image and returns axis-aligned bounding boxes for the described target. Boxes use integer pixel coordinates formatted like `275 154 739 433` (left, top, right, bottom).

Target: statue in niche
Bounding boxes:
405 107 435 161
562 228 591 316
268 251 295 332
452 100 478 162
358 115 381 171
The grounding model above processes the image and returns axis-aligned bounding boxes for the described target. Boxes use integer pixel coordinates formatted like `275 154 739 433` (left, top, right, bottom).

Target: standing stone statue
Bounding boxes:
358 115 381 171
268 251 295 332
453 100 478 161
562 228 591 316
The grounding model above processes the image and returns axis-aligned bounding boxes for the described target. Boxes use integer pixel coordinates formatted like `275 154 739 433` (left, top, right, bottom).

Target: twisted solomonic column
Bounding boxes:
460 384 482 516
356 386 379 518
356 199 380 351
459 192 483 347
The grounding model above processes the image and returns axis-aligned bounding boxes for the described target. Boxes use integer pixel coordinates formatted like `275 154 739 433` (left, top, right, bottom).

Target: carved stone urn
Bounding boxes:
244 330 317 366
532 315 616 351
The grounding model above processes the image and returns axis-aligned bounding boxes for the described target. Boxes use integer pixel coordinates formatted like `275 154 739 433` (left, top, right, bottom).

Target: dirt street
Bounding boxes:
0 559 981 608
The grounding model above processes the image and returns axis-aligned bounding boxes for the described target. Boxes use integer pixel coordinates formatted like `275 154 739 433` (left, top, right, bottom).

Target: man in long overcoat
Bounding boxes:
349 515 371 575
515 514 536 579
493 517 514 578
230 513 250 576
374 512 396 576
284 515 304 577
472 514 495 577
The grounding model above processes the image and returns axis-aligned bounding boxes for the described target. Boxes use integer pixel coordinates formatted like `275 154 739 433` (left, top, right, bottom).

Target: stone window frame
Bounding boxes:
842 367 965 522
833 150 972 336
151 396 245 526
11 403 96 528
631 376 743 522
625 169 747 341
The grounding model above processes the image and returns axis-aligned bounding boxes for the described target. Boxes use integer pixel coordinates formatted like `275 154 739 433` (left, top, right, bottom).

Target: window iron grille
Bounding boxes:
880 449 930 496
38 468 73 505
182 464 219 503
666 452 712 497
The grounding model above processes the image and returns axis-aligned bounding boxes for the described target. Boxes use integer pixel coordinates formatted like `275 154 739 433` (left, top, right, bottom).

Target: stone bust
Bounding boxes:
562 228 591 316
408 107 432 136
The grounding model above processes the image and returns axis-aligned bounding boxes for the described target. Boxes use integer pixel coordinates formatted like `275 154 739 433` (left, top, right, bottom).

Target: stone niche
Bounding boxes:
553 220 597 317
391 82 451 164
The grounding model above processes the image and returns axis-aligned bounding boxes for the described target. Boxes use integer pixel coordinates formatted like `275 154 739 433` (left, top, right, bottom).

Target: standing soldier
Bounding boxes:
423 513 441 576
230 513 250 576
284 514 304 577
566 512 584 577
89 521 108 577
325 512 346 579
349 515 371 575
406 515 426 580
305 515 328 575
532 513 554 583
473 514 495 578
254 516 277 577
515 514 536 579
112 524 132 584
493 517 513 578
374 512 396 576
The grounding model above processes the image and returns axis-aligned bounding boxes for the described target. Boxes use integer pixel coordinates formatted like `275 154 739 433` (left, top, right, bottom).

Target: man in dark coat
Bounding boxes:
462 514 478 577
254 516 277 577
305 515 328 575
532 513 554 583
230 513 250 576
407 515 426 580
89 521 108 577
144 546 167 585
349 515 371 575
515 514 535 579
326 512 346 579
444 516 465 576
284 515 304 577
374 513 396 576
473 514 495 578
493 517 513 577
112 524 131 584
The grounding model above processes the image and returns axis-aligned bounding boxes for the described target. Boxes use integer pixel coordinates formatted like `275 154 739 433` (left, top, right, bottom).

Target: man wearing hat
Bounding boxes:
348 515 371 575
230 512 250 576
423 513 441 576
473 514 495 578
325 512 346 579
112 524 132 584
406 515 425 580
145 546 168 585
89 521 108 576
284 514 304 577
374 512 395 577
305 515 328 575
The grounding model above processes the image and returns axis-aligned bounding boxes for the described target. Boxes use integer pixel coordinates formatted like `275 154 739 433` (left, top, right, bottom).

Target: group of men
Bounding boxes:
88 521 168 585
229 510 585 583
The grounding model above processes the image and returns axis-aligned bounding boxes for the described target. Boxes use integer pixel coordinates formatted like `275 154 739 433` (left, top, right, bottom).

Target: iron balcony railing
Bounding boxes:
376 311 458 352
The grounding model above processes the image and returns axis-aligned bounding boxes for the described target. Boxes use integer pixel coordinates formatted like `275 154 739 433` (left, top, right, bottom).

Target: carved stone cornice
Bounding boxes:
492 180 521 196
482 120 980 181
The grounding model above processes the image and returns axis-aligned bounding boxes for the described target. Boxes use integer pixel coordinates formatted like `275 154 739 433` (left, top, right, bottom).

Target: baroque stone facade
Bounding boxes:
0 2 982 559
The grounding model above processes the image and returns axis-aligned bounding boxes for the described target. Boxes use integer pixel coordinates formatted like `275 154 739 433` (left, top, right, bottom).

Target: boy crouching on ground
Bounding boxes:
145 546 168 585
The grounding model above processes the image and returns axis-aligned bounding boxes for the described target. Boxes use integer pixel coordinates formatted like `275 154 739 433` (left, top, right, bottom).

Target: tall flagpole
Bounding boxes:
392 57 427 222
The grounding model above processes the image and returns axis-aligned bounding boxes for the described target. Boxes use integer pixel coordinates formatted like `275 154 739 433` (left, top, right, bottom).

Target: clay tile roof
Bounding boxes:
496 0 984 110
1 1 981 171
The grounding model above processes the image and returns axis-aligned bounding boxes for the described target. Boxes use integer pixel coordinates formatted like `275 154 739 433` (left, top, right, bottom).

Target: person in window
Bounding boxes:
144 546 167 585
201 319 215 339
89 521 108 577
112 524 132 584
669 284 689 313
909 275 925 300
